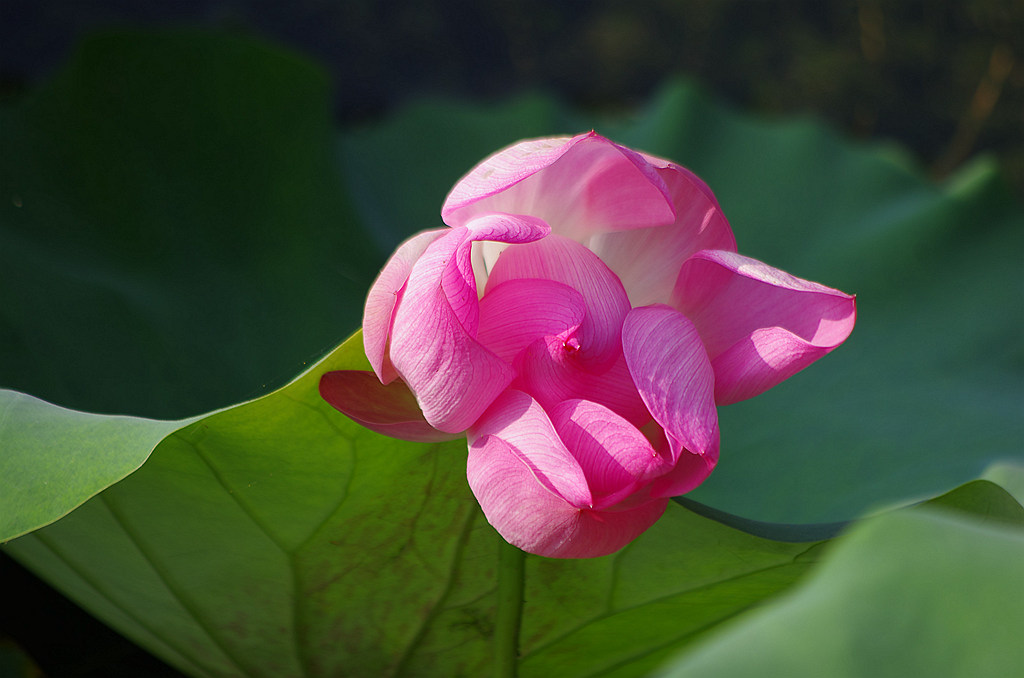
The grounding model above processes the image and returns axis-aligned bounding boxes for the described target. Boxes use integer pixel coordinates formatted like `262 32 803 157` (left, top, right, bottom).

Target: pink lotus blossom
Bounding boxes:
321 132 856 558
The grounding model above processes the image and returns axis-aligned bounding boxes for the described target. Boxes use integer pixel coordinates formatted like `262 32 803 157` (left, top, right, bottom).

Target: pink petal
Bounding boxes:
442 132 676 240
622 305 720 470
468 390 591 508
512 338 651 427
486 233 632 370
476 279 586 364
319 371 460 442
585 164 737 307
363 228 447 383
648 447 717 499
467 434 669 558
673 250 857 404
442 136 575 220
549 399 667 508
635 404 714 500
390 214 549 433
467 390 668 558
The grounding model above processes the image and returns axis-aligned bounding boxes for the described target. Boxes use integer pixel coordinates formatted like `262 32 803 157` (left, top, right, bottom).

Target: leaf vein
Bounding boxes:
521 553 815 662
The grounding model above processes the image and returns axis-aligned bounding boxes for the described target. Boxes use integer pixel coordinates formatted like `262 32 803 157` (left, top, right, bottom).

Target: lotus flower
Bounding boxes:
321 132 856 558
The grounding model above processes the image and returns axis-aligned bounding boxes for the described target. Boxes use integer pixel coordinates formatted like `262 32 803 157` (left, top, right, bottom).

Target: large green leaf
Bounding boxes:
3 334 825 677
0 390 196 541
7 335 1018 678
656 507 1024 678
2 29 1023 678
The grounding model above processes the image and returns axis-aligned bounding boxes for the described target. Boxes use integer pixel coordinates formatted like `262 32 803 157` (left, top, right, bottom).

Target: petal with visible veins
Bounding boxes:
443 132 675 240
468 390 592 508
549 399 667 508
476 278 585 364
390 214 550 432
363 228 447 383
467 390 668 558
487 234 632 371
585 164 736 307
673 250 856 404
622 305 720 470
512 338 651 427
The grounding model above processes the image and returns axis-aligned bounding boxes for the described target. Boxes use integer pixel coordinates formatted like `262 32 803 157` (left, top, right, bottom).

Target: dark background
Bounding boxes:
1 1 1021 676
2 0 1023 193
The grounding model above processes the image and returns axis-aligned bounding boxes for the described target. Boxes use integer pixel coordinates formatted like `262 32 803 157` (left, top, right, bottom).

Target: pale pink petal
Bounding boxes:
442 136 575 220
622 305 720 467
549 399 668 508
390 215 549 432
319 371 459 442
442 132 675 240
467 435 588 556
467 433 669 558
512 338 651 427
486 233 632 370
673 250 857 405
467 393 669 558
476 279 585 363
363 228 447 383
585 164 737 307
468 389 592 508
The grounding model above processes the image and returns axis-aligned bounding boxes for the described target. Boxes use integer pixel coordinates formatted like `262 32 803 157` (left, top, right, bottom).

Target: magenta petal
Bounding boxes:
549 399 666 508
487 233 632 370
648 448 717 499
467 434 669 558
319 371 460 443
476 279 585 363
468 390 592 508
363 228 447 383
622 305 720 466
467 390 667 558
673 250 857 404
585 164 737 307
442 132 675 239
448 213 554 330
468 435 589 557
390 215 550 433
513 339 651 427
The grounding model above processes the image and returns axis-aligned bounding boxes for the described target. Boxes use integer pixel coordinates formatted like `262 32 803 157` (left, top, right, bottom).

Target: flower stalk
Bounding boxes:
494 537 526 678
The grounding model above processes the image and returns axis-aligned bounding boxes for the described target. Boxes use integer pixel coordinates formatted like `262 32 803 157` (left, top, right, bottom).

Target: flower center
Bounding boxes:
562 337 581 355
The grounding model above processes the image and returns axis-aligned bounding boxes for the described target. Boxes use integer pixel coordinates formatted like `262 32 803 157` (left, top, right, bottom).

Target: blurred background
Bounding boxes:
2 0 1023 194
1 2 1022 676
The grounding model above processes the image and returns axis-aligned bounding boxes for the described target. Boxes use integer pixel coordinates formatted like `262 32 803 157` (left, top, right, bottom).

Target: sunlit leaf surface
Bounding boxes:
4 335 825 677
657 508 1024 678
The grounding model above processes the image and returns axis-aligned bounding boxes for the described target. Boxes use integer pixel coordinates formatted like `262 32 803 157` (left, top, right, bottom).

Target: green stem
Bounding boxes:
494 538 526 678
